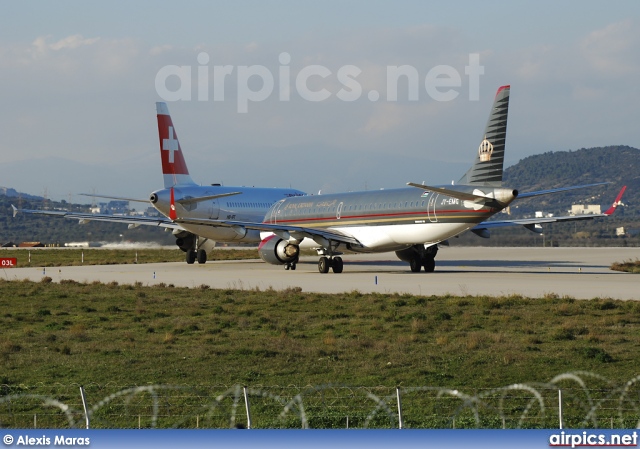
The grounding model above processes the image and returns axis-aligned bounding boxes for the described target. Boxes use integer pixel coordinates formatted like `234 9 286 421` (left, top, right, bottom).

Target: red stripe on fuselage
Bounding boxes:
263 208 491 226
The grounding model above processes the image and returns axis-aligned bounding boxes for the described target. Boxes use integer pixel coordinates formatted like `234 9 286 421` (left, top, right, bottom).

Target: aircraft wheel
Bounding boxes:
284 264 290 270
409 257 421 273
186 250 196 265
332 257 343 273
291 263 296 271
318 257 330 274
423 258 435 273
197 249 207 264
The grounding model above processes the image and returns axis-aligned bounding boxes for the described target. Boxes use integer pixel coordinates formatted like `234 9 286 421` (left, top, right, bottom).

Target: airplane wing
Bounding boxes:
79 193 150 203
173 216 361 246
12 205 183 231
515 182 611 199
471 186 626 235
79 191 242 205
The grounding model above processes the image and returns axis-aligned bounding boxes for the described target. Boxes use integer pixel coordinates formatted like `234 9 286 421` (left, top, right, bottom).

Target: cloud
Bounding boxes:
580 20 640 76
29 34 100 58
49 34 100 51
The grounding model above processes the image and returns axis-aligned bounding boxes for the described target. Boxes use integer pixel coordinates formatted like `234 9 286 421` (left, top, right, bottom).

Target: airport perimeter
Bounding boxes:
3 375 640 429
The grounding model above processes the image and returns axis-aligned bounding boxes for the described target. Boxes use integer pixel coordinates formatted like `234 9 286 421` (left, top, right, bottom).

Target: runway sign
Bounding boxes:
0 258 17 267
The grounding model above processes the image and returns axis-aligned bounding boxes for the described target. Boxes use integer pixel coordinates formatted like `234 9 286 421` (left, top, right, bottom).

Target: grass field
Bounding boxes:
1 277 639 428
2 248 259 267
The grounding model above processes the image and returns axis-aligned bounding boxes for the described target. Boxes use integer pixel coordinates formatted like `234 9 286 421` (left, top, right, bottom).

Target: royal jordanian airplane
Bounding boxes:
13 103 306 264
167 85 626 273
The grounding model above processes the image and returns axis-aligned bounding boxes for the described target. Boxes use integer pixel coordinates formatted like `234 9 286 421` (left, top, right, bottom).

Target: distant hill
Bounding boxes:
453 145 640 247
0 186 43 201
503 145 639 216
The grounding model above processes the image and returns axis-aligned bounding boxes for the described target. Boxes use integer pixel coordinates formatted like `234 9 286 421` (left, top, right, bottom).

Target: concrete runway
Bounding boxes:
4 247 639 300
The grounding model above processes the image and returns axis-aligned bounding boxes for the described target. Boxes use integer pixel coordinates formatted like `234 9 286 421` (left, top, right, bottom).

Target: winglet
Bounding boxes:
169 187 177 220
604 186 626 216
11 204 18 218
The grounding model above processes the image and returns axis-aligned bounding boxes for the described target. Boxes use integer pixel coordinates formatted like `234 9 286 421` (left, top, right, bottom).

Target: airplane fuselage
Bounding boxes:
262 185 517 253
151 185 306 242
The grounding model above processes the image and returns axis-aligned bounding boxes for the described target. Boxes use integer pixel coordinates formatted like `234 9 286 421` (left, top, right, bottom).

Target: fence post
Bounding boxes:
243 386 252 429
79 386 90 429
34 414 36 428
558 389 563 429
396 386 403 429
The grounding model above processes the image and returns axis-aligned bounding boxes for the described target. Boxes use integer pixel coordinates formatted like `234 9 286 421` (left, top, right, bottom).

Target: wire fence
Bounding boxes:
2 372 640 429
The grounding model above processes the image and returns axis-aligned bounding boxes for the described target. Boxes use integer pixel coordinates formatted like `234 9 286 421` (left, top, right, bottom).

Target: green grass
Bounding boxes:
1 279 640 428
611 259 640 273
2 248 259 267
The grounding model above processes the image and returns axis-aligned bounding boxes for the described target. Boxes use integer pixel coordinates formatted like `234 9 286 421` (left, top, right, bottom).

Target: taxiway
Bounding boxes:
3 247 639 300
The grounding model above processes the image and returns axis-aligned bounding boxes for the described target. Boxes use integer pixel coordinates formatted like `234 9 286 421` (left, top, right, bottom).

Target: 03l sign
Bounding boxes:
1 258 17 267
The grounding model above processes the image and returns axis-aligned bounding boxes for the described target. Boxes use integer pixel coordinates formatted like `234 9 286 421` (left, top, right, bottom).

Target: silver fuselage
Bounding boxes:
152 185 306 242
262 185 517 252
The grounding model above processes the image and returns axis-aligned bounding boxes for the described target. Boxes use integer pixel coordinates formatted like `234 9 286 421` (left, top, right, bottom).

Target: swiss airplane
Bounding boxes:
168 85 626 273
13 103 306 264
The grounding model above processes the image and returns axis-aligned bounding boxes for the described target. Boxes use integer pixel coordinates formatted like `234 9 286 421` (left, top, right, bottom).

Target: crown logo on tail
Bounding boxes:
478 136 494 162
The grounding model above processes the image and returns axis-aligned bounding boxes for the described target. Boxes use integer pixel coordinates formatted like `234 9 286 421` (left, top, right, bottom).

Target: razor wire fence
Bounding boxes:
2 373 640 429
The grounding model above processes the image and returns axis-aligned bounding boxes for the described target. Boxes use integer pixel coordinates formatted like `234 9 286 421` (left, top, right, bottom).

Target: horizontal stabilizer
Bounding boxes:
407 182 517 208
176 191 242 206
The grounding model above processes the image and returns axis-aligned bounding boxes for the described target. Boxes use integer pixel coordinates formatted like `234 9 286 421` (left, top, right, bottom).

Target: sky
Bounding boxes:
1 1 639 202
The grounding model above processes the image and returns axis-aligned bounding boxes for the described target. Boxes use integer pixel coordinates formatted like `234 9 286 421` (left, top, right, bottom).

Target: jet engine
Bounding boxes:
258 235 300 265
174 231 196 252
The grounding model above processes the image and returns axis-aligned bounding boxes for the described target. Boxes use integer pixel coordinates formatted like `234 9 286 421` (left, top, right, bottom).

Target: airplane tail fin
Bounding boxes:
458 85 510 186
156 102 197 188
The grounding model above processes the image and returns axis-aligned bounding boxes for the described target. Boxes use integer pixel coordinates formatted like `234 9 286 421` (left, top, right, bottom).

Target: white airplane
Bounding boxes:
13 102 306 264
167 85 626 273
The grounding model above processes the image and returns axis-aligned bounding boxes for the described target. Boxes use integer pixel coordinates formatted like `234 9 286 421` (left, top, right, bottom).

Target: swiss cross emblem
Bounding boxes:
163 126 179 163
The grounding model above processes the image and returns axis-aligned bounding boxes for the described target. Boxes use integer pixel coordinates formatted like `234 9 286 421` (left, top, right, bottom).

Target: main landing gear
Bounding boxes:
178 233 209 265
186 248 207 264
408 254 435 273
318 256 343 274
396 244 438 273
284 260 297 271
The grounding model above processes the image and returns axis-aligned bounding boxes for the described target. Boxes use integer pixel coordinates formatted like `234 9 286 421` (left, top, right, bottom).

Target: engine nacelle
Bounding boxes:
174 231 196 252
258 235 300 265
